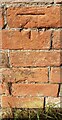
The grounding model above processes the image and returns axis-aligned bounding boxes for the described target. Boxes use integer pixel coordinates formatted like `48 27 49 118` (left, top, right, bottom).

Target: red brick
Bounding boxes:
10 51 60 67
1 30 51 50
12 84 59 97
50 67 62 83
2 96 44 108
7 6 61 28
0 52 9 68
52 30 62 49
2 68 48 83
0 8 4 28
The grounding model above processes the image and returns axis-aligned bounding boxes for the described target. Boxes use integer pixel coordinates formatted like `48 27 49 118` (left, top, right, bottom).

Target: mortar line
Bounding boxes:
9 49 61 52
1 3 62 8
48 66 51 83
2 27 62 30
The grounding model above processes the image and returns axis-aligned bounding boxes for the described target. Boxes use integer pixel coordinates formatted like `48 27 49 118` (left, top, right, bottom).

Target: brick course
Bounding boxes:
1 30 51 50
7 6 61 28
10 51 60 67
2 68 48 83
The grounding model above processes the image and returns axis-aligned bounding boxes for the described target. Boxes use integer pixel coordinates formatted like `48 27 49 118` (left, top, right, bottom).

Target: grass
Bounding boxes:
1 107 62 120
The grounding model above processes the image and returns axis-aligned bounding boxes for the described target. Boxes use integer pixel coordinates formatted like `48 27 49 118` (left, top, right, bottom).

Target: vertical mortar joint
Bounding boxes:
43 97 46 113
49 30 54 50
48 66 51 83
57 84 61 97
7 82 12 95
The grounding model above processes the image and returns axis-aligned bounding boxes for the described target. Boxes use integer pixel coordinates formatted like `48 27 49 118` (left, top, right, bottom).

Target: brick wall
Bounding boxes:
0 0 62 117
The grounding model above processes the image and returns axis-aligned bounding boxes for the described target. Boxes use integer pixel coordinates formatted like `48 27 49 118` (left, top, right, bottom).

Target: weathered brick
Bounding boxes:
50 67 62 83
2 96 44 108
46 97 61 108
10 51 61 67
2 68 48 83
7 6 61 28
12 84 59 97
0 8 4 28
52 30 62 49
1 30 51 50
0 52 9 68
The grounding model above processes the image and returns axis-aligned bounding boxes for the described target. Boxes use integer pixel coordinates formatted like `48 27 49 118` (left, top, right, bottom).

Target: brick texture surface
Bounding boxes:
2 96 44 108
12 84 59 97
2 68 48 83
7 6 61 28
0 0 62 112
50 67 62 83
1 30 51 50
52 30 62 49
10 51 60 67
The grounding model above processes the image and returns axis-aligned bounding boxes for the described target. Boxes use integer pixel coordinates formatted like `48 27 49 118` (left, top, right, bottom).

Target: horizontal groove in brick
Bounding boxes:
12 84 59 97
7 6 61 28
50 67 62 83
1 30 51 50
9 50 61 67
2 96 44 108
1 67 48 83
